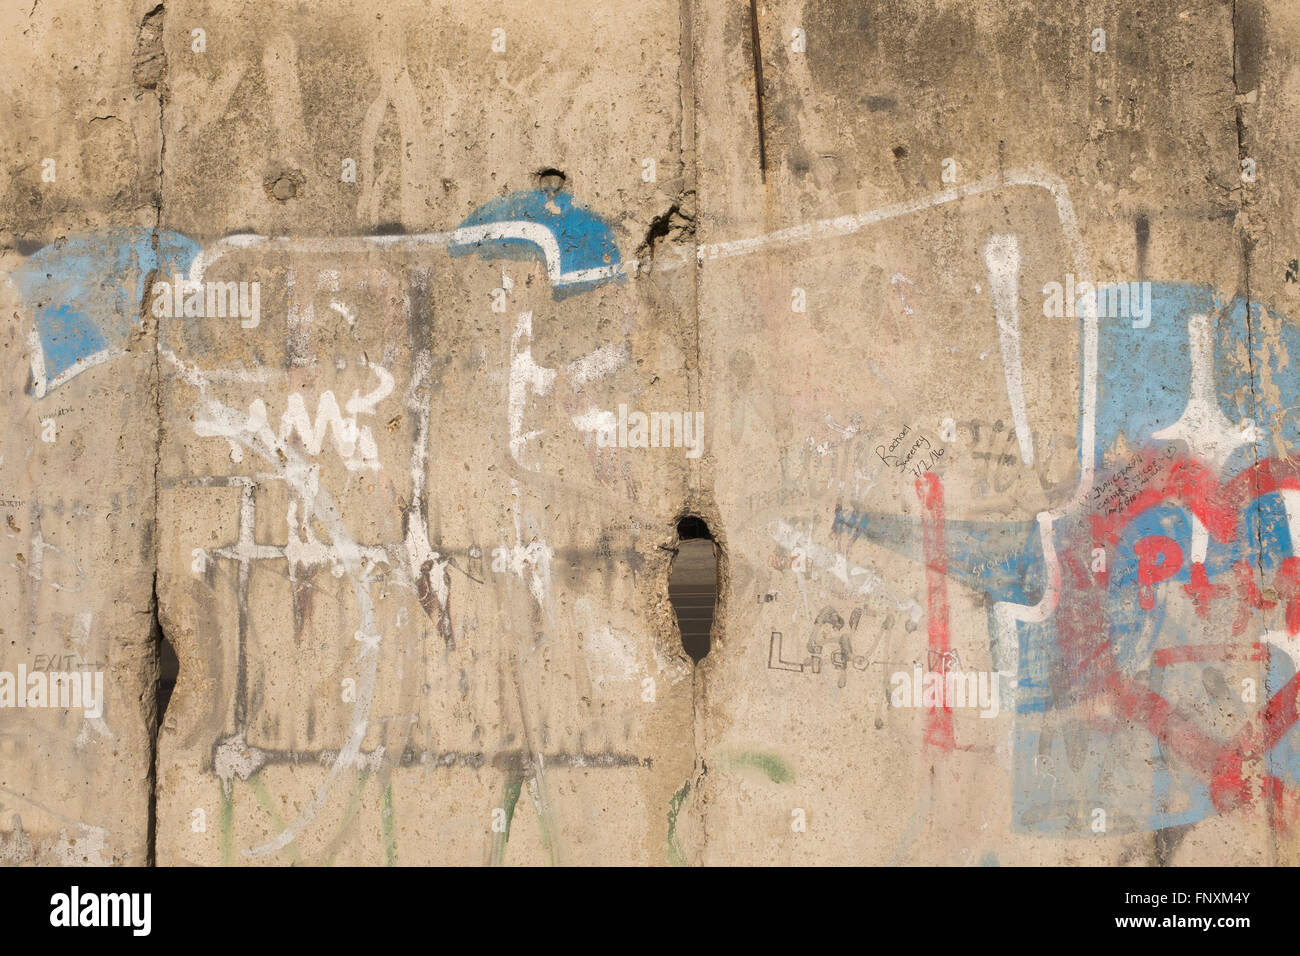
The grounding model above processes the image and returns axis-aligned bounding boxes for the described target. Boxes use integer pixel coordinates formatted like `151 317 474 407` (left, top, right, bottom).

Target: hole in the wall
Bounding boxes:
263 168 305 203
157 629 178 720
132 3 167 95
147 573 173 867
535 168 567 194
668 516 718 663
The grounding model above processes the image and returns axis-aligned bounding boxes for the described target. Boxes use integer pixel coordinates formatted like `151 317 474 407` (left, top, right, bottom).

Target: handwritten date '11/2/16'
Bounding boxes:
876 425 945 478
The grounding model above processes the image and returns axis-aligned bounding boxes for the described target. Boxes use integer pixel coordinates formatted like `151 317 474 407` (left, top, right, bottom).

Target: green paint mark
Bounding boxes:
382 782 397 867
526 775 561 866
220 781 234 867
323 770 371 866
715 750 793 784
249 774 303 865
665 779 691 867
491 768 525 866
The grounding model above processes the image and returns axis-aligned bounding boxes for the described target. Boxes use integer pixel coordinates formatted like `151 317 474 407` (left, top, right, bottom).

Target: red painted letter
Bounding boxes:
1134 536 1183 611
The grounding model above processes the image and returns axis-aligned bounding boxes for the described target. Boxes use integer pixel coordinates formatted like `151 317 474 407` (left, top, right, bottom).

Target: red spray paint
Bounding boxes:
916 472 955 752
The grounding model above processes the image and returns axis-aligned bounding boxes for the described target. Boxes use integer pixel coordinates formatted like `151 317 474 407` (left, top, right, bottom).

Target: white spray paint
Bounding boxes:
507 311 556 469
1153 313 1259 474
983 234 1035 467
163 351 397 860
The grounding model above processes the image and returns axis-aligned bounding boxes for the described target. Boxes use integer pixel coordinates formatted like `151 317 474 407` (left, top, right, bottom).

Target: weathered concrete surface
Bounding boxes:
0 0 164 865
5 0 1300 866
692 0 1292 866
150 0 697 866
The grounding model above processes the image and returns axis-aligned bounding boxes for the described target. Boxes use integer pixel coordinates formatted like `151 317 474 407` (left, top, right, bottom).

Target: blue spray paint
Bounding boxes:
849 282 1300 835
448 189 622 299
14 227 200 395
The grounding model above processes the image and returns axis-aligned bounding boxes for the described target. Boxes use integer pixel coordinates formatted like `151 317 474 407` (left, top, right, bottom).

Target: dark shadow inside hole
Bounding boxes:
536 167 567 194
669 516 717 663
157 630 178 720
677 515 711 540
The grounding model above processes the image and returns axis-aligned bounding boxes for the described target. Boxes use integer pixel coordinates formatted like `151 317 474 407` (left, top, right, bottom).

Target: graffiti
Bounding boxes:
193 363 394 471
875 424 913 462
878 429 945 479
448 188 623 298
917 473 955 752
890 272 923 316
765 603 889 689
983 234 1034 468
947 418 1078 499
1009 290 1300 835
769 519 924 624
11 228 200 397
12 168 1088 402
161 327 415 860
1088 445 1178 517
768 630 871 682
14 159 1296 857
711 750 794 785
718 172 1300 845
9 187 627 403
143 226 640 861
852 282 1300 834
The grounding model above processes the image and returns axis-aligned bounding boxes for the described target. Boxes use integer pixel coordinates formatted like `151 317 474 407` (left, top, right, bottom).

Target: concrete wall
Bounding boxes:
3 0 1299 865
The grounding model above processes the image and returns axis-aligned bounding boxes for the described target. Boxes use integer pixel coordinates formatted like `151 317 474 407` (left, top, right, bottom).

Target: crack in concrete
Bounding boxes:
635 194 696 264
747 0 767 184
1232 0 1278 866
134 0 169 868
678 0 708 863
